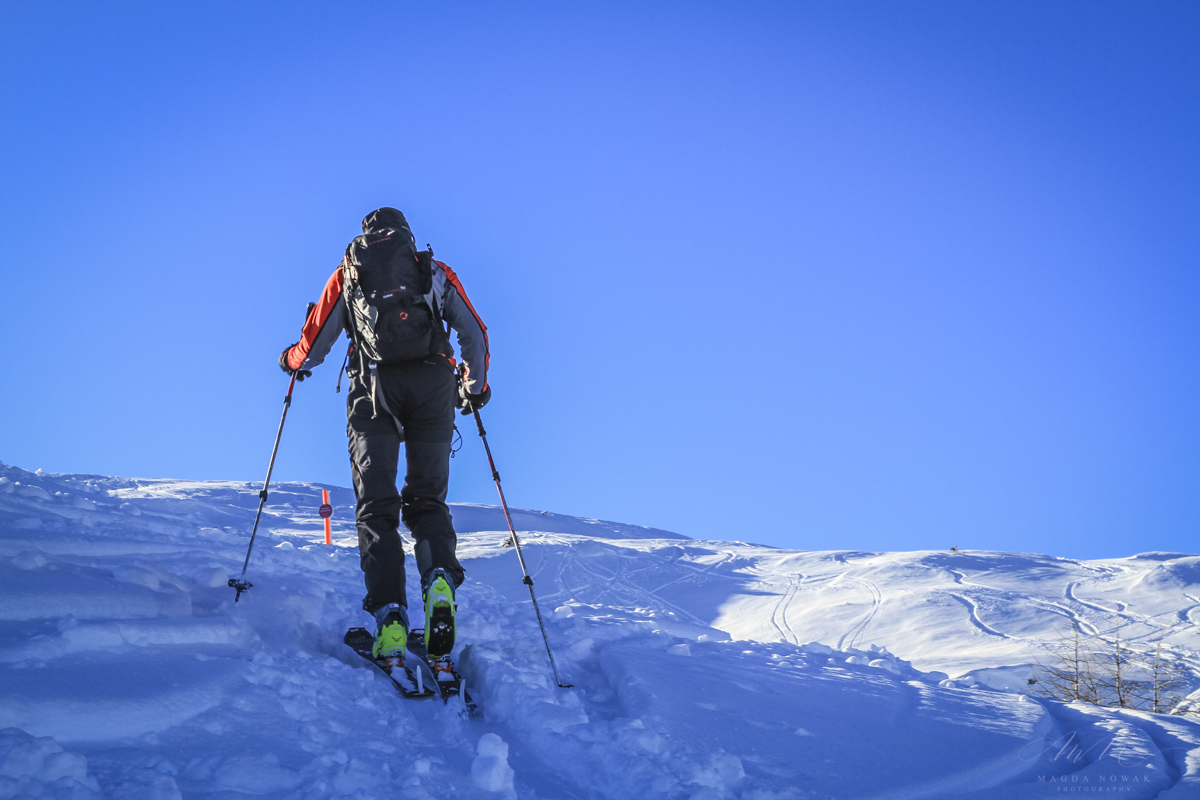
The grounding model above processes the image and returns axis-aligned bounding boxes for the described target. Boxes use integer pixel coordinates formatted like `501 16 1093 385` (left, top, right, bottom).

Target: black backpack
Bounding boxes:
342 229 442 365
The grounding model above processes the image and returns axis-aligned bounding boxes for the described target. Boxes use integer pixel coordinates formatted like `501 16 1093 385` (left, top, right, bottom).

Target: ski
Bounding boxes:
407 630 483 719
344 627 482 719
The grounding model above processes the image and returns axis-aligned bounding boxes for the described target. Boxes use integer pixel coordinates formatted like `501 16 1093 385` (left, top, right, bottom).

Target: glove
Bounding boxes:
278 345 312 381
459 384 491 415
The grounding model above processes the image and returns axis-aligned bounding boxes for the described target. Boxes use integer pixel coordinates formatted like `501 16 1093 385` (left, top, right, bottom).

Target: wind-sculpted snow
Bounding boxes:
446 503 689 542
1 461 1198 798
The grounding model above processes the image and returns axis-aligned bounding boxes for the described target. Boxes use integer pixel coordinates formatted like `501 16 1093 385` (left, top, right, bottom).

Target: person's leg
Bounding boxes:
389 361 465 588
348 418 407 613
404 438 463 585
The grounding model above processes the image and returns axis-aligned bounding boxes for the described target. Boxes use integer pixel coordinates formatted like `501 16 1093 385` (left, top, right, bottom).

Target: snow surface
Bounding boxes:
1 461 1198 799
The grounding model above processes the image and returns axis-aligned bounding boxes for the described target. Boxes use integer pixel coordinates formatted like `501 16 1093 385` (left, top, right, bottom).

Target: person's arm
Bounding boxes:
280 263 347 373
437 260 489 394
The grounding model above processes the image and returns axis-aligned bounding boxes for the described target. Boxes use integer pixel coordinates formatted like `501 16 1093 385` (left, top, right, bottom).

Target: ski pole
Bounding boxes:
230 372 297 601
467 402 573 689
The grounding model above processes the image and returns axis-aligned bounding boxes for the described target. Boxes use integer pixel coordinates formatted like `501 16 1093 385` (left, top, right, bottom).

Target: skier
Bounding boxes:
278 207 490 666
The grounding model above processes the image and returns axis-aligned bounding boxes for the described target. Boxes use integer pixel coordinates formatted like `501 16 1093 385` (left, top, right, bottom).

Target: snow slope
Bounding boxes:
1 461 1198 799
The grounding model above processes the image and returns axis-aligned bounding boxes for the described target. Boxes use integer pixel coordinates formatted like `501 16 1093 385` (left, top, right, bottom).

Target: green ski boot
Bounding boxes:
422 569 456 659
371 603 409 661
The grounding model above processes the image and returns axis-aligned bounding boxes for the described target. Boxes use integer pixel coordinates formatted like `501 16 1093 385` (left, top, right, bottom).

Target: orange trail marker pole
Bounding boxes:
319 489 332 545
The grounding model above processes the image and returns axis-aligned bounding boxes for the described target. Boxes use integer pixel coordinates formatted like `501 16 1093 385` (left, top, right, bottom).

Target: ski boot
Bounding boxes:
372 603 409 668
422 568 457 659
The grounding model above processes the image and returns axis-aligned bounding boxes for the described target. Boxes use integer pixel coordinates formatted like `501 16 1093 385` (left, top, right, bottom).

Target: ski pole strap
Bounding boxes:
336 343 351 393
368 362 380 418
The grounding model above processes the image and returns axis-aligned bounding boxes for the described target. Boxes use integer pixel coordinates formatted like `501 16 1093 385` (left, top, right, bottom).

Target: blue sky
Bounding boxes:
1 2 1197 558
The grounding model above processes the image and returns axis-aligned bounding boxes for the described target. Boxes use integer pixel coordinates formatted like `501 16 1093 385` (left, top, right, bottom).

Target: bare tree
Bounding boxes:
1035 623 1100 704
1143 635 1191 715
1035 624 1198 717
1096 626 1140 709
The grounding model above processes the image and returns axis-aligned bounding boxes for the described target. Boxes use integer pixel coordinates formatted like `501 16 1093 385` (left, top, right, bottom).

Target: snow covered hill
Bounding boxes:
1 461 1198 799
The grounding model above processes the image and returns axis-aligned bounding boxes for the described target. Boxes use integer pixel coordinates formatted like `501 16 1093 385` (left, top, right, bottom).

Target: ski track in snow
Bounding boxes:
947 592 1009 639
1066 579 1121 617
1033 598 1101 637
1062 579 1200 679
943 564 1195 654
548 542 711 628
1186 594 1200 626
766 573 802 646
836 576 882 651
644 551 737 602
2 464 1200 799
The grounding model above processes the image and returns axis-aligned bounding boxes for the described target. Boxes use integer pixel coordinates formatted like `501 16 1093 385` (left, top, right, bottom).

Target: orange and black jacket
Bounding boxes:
282 259 490 395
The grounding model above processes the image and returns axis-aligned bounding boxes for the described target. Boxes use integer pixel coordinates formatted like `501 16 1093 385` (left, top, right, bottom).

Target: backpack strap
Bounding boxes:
340 256 364 360
421 248 454 351
340 253 382 419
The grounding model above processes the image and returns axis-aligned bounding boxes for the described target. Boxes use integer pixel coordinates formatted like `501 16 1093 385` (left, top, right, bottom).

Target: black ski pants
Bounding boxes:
347 359 465 614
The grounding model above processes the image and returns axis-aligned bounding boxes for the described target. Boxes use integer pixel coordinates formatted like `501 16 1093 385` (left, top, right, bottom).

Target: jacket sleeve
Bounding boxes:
437 261 490 394
284 264 347 372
